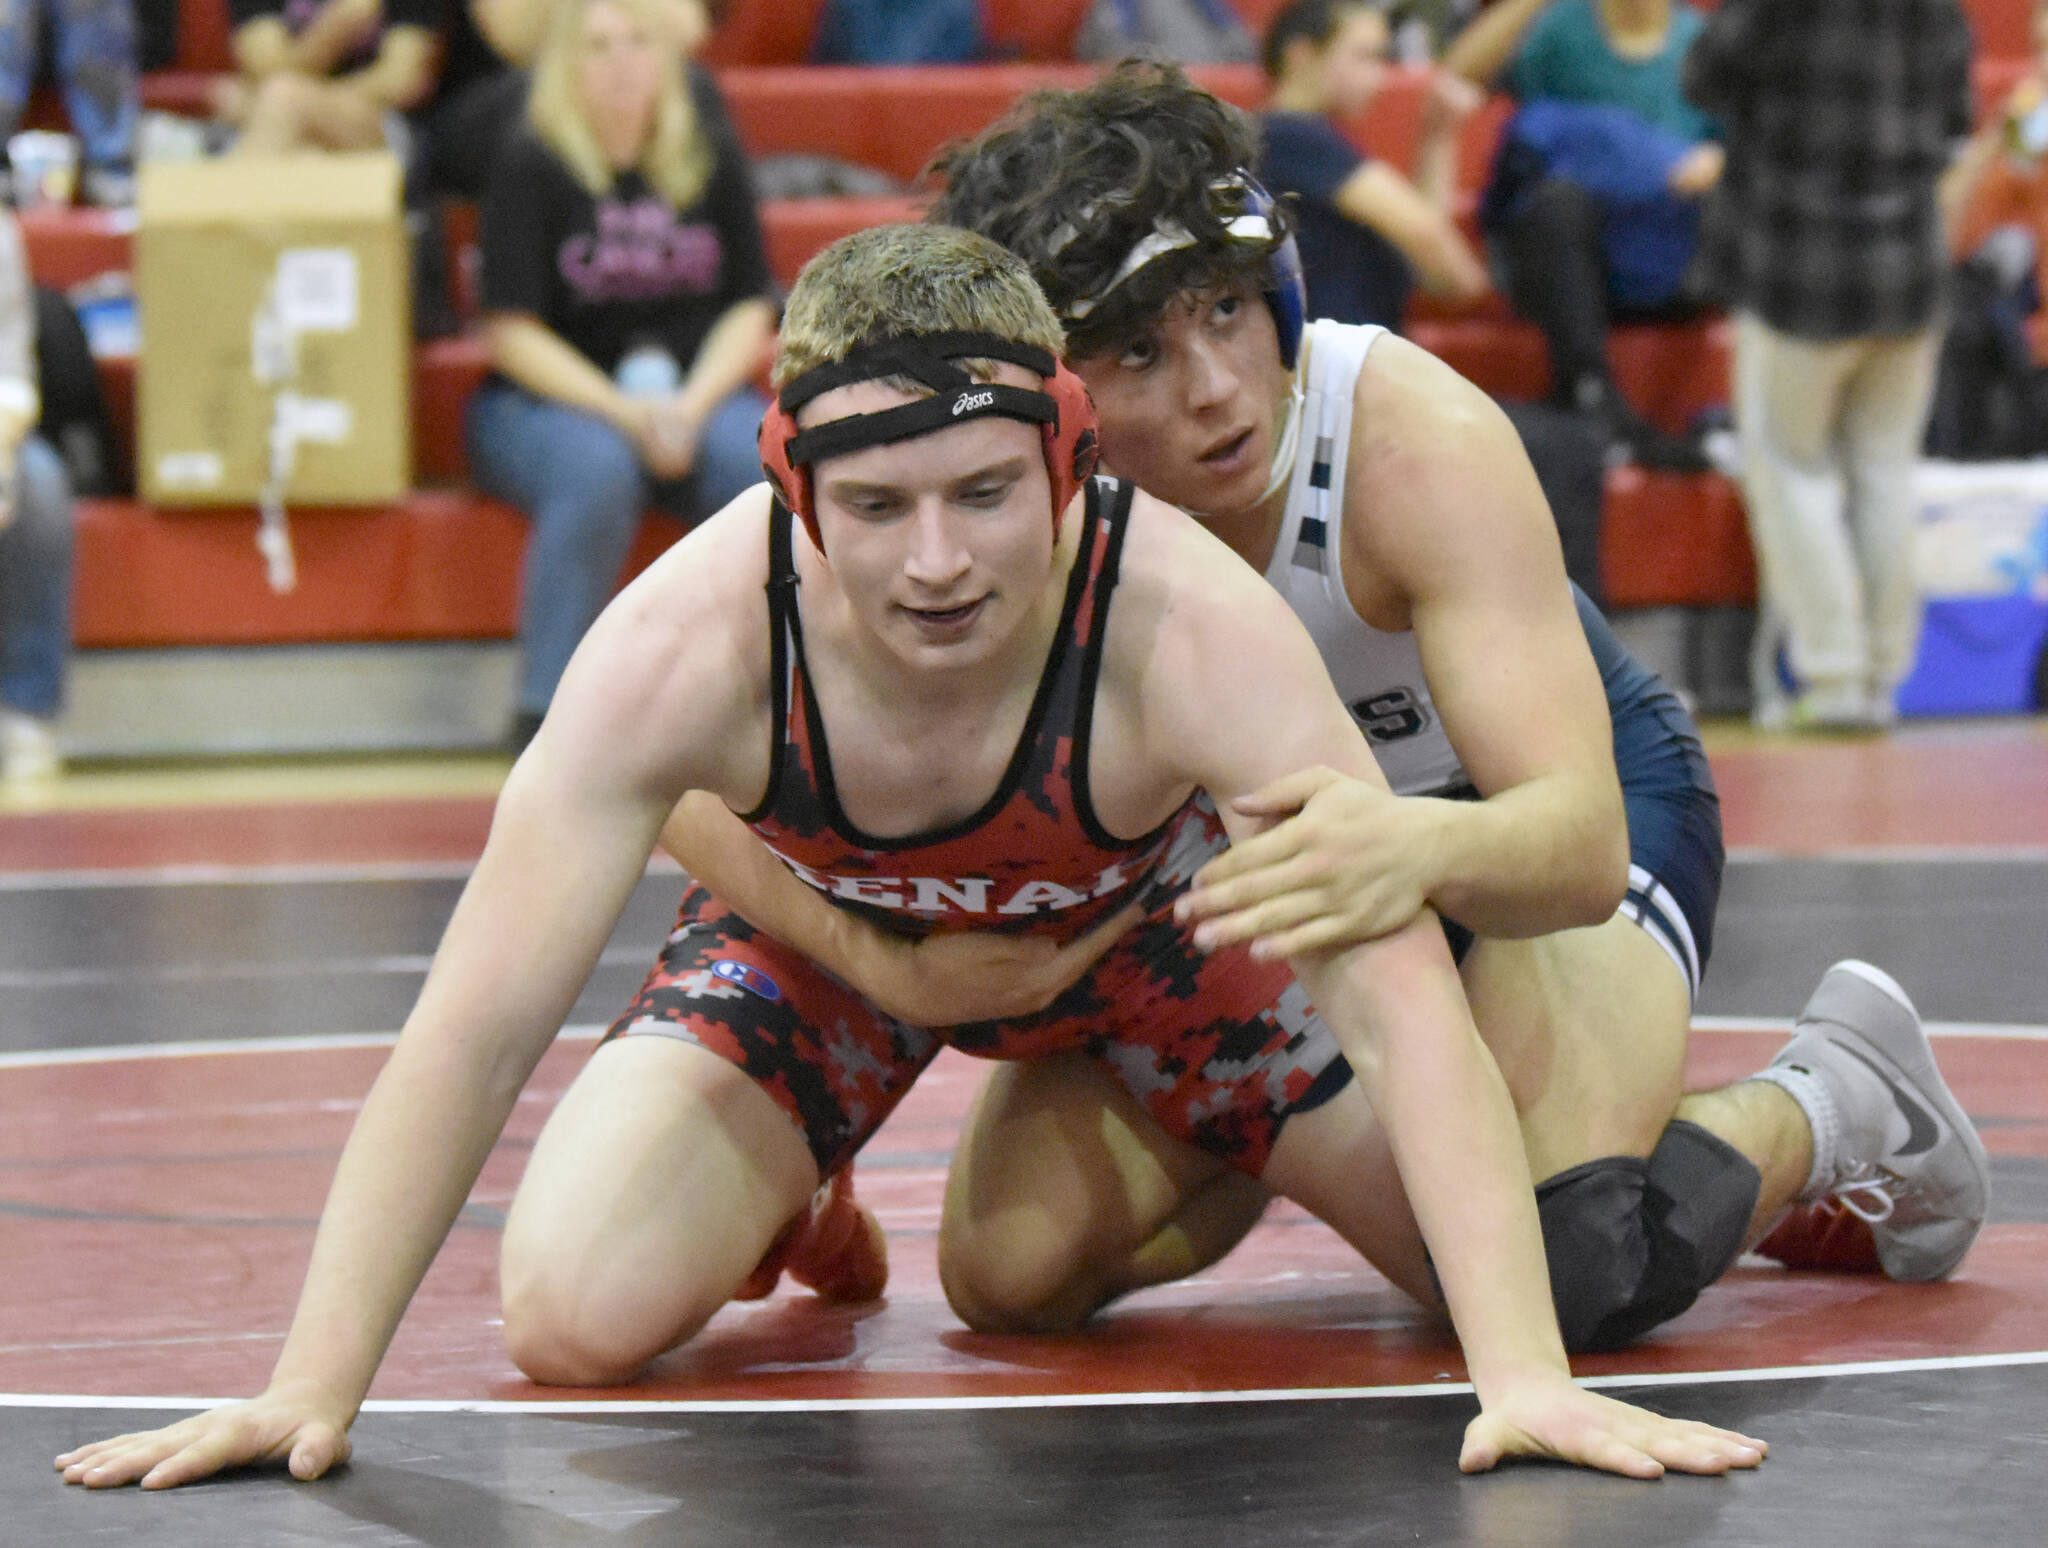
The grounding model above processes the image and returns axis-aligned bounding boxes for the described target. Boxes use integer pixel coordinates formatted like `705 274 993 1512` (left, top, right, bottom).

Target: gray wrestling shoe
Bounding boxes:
1754 961 1991 1281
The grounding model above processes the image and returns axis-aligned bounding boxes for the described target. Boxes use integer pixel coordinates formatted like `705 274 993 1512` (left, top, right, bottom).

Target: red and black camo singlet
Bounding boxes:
739 477 1225 942
606 479 1348 1179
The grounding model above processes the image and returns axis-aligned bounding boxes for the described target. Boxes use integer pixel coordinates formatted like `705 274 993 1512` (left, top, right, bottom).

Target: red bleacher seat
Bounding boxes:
759 193 929 287
984 0 1096 61
701 0 830 67
1960 0 2033 60
72 492 689 649
1601 468 1756 610
716 63 1262 184
174 0 234 72
1408 315 1734 438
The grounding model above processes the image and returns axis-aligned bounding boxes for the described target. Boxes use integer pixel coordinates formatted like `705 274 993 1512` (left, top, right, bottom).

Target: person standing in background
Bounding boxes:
464 0 772 749
1684 0 1975 730
0 209 77 784
0 0 140 205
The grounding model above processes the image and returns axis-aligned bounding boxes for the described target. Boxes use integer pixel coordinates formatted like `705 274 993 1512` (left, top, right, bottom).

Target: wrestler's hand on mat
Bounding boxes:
855 895 1146 1026
1460 1381 1766 1479
55 1382 353 1490
1177 767 1441 958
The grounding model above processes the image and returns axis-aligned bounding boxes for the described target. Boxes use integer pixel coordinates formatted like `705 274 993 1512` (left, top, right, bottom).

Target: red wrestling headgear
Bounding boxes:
758 331 1100 553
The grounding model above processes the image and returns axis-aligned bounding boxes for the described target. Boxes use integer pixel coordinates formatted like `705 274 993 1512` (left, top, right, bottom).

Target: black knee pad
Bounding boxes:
1534 1120 1761 1353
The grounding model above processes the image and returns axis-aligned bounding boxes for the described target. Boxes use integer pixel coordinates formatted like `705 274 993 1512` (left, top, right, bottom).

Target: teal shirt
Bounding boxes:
1506 0 1713 143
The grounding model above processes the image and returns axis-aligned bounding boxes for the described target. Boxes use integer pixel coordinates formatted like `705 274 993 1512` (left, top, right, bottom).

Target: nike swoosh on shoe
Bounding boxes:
1837 1040 1941 1157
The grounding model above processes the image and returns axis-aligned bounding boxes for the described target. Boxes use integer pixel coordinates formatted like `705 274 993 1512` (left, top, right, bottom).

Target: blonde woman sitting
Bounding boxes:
464 0 774 747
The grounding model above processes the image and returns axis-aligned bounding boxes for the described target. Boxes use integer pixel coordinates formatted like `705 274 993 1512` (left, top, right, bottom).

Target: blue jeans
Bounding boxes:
0 435 74 717
0 0 139 169
465 379 767 715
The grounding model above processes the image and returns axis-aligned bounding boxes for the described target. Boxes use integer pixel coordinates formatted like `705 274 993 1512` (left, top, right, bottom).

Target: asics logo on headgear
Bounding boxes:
952 389 995 416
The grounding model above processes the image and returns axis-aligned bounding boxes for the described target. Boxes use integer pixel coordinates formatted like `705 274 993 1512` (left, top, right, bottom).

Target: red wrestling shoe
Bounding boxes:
1753 1198 1883 1274
732 1171 889 1303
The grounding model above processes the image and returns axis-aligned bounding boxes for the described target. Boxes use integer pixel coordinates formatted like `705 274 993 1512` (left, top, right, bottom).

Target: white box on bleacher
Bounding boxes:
135 152 411 505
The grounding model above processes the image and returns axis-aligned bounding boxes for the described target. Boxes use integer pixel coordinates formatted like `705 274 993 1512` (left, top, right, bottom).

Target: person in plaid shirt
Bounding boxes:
1683 0 1976 730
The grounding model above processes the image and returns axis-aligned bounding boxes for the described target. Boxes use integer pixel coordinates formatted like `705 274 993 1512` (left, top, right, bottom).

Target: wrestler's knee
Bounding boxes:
938 1212 1105 1334
500 1270 722 1388
1537 1120 1760 1353
499 1236 727 1388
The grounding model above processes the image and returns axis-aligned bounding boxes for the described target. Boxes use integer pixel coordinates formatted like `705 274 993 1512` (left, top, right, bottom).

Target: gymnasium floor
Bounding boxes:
5 720 2046 1547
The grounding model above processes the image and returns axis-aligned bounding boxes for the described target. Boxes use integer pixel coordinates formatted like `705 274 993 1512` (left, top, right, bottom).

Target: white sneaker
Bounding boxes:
1755 961 1991 1280
1784 680 1882 733
0 710 61 783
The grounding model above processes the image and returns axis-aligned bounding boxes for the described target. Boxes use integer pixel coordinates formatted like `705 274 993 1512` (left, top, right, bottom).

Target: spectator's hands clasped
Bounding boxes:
634 398 701 481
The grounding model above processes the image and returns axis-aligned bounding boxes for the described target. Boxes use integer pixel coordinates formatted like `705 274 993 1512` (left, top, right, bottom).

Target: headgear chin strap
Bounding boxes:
759 331 1100 554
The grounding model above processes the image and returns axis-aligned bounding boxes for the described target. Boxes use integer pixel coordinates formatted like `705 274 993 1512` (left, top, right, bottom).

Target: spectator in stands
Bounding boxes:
1444 0 1720 471
465 0 773 749
220 0 445 155
1258 0 1488 329
0 0 141 205
1928 0 2048 460
0 211 75 785
1258 1 1608 603
1685 0 1973 731
418 0 719 202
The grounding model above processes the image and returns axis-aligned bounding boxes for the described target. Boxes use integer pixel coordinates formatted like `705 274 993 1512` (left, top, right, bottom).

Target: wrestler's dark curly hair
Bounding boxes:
928 60 1291 361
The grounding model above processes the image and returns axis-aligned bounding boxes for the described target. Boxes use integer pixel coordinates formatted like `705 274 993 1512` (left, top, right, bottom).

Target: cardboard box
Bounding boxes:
137 152 411 505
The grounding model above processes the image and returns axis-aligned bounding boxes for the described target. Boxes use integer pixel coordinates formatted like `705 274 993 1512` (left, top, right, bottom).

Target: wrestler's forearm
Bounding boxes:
1292 923 1570 1400
267 1018 531 1413
660 792 868 975
1415 769 1627 938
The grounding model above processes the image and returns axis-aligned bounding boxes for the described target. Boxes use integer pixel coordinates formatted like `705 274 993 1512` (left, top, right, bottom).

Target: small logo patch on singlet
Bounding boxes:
711 960 783 1002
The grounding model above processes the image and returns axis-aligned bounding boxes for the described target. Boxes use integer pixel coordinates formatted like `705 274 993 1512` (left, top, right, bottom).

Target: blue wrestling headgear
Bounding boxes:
1054 174 1307 370
1240 177 1306 372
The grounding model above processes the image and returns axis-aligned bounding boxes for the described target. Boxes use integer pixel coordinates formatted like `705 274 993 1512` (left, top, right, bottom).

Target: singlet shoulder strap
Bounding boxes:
736 500 801 825
1267 319 1382 592
1070 477 1151 848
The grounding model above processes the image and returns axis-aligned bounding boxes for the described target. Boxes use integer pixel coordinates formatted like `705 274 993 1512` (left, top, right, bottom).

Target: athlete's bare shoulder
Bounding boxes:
1350 332 1526 493
1105 485 1337 728
1114 482 1293 635
541 484 782 809
1344 331 1561 597
1096 483 1388 821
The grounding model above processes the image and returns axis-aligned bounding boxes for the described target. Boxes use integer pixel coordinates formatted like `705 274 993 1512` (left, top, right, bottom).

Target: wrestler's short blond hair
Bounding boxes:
773 224 1067 388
